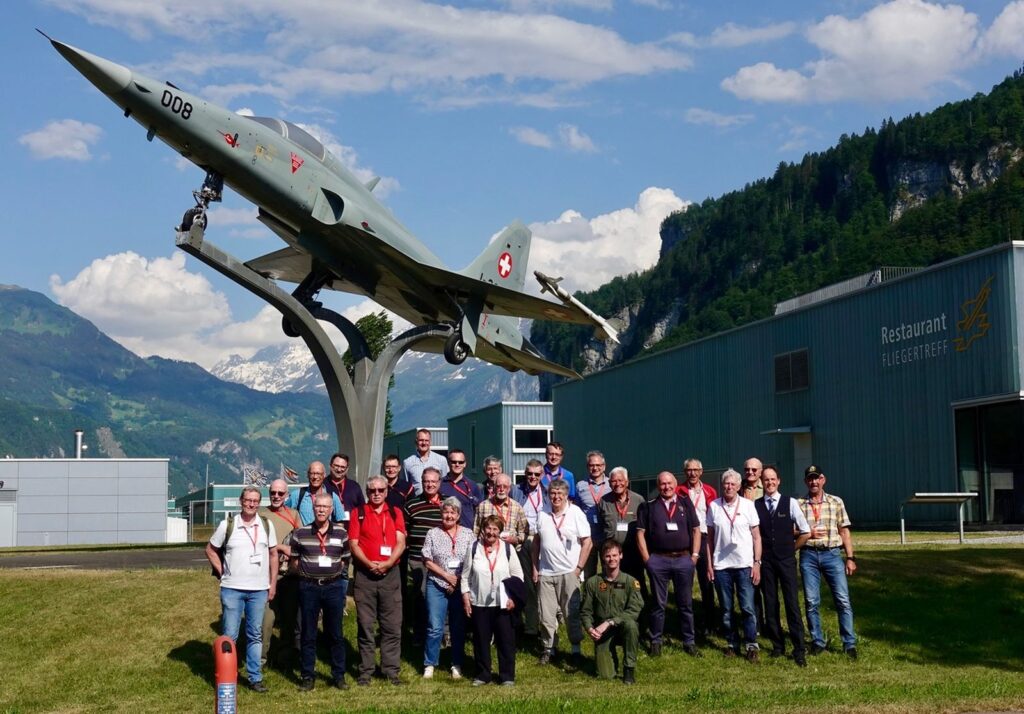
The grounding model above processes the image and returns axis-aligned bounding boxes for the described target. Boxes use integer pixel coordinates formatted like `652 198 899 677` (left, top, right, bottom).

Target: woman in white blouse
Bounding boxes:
461 514 523 686
421 497 476 680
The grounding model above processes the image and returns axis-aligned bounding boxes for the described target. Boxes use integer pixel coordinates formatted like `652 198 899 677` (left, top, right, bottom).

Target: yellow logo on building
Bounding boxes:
953 276 993 352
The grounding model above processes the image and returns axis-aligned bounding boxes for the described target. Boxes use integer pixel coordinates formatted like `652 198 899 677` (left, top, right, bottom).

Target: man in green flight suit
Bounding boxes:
580 539 644 684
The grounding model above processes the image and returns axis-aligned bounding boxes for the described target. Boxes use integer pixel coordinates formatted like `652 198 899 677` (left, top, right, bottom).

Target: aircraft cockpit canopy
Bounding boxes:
244 116 328 162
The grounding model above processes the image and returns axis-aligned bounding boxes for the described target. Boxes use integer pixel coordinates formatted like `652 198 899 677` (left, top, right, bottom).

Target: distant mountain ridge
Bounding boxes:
0 286 335 497
211 342 538 430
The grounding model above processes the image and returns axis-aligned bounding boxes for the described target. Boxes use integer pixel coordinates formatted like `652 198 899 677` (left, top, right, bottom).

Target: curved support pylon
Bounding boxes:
175 224 449 486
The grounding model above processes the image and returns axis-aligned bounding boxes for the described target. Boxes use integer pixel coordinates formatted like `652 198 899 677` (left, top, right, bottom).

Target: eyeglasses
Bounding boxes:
269 490 287 496
744 468 759 472
526 472 542 477
241 499 260 505
367 487 386 493
449 460 465 465
805 475 824 481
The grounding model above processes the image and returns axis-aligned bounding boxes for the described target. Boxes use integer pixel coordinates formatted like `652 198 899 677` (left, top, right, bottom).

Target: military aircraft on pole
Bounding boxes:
44 33 619 379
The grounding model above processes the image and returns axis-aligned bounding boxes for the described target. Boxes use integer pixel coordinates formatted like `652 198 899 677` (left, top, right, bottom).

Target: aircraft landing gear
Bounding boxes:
178 169 223 233
443 330 470 365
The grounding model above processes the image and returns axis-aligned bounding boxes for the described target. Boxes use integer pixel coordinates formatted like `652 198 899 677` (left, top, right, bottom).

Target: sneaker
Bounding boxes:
472 679 488 687
538 650 553 665
298 678 314 692
683 644 702 658
423 666 434 679
809 643 827 655
845 647 858 660
332 677 349 690
500 681 515 687
450 666 463 680
745 647 759 663
246 679 268 693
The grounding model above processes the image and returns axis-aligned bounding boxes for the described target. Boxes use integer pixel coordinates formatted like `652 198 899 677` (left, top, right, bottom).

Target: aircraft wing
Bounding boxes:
478 340 582 379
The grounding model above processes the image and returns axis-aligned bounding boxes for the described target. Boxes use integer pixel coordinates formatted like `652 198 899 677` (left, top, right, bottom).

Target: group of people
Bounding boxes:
206 430 858 693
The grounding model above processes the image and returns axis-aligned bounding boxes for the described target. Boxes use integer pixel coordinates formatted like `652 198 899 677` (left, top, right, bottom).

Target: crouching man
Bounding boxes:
580 540 643 684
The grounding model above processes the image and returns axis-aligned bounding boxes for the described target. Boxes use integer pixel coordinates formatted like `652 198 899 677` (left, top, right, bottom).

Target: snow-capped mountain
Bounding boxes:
212 342 539 429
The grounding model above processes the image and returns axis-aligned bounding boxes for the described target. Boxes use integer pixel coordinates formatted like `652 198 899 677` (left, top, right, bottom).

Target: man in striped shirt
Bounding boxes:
403 467 444 646
289 492 350 691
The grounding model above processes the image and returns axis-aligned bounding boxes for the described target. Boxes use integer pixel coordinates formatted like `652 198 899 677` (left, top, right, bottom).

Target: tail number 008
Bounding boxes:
161 90 193 120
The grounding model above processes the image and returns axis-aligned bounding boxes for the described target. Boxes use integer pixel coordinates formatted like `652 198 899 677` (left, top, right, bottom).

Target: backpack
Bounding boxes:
356 503 398 524
211 514 270 578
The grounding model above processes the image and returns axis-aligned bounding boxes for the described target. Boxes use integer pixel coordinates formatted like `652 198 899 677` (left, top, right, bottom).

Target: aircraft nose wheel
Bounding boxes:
282 317 301 338
443 331 470 365
179 206 207 232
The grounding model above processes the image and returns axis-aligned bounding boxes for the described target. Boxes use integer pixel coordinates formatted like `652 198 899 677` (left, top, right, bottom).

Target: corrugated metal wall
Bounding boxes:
554 243 1022 524
447 404 503 481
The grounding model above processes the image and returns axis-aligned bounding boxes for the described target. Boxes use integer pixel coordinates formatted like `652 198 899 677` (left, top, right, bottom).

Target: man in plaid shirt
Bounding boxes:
798 465 858 659
474 472 529 551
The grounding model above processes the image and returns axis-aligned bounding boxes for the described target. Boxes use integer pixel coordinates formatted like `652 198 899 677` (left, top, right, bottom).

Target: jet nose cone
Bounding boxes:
49 37 131 95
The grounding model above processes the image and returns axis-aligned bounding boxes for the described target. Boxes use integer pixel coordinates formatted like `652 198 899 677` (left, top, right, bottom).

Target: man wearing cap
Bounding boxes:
402 428 449 495
798 465 859 659
755 465 811 666
289 492 351 691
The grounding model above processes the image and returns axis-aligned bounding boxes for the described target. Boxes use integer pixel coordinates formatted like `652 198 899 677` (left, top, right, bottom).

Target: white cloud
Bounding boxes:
722 0 980 103
510 126 555 148
666 21 796 48
19 119 102 161
296 122 400 197
559 124 597 153
50 0 690 106
527 187 689 293
684 107 754 128
234 107 255 117
981 0 1024 57
511 123 597 151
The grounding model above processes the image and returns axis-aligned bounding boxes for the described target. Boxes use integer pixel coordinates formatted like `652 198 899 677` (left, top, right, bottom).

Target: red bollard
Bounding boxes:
214 635 237 714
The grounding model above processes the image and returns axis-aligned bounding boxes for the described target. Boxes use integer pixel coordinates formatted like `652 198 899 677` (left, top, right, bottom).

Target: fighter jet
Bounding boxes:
44 34 619 379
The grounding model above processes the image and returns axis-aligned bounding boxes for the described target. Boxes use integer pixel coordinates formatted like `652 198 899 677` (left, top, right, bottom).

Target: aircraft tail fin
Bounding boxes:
459 221 531 292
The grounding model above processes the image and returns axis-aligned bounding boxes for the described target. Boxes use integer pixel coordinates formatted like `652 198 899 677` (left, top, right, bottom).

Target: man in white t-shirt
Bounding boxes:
206 486 279 692
531 479 592 668
706 469 761 662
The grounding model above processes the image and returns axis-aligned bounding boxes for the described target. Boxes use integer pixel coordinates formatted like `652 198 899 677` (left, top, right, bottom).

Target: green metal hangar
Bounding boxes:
552 242 1023 526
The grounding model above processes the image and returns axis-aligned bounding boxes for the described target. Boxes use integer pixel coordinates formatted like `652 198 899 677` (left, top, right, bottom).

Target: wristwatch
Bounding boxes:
847 555 857 562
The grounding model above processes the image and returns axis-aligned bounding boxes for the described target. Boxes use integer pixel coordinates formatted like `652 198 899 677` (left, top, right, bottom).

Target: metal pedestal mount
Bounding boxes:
176 223 452 487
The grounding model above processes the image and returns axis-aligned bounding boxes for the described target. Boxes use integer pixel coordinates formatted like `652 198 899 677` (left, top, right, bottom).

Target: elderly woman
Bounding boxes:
461 514 523 686
420 496 476 680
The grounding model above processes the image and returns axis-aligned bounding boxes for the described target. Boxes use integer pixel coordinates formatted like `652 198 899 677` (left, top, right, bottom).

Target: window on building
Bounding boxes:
774 349 810 393
512 426 553 453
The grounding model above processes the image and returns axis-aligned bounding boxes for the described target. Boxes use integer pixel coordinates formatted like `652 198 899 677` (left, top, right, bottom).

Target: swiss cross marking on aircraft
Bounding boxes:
497 252 513 278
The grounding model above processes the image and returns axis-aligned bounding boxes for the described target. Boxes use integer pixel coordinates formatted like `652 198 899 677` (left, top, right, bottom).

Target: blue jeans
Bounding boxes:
424 580 466 667
220 587 269 683
713 567 757 650
298 577 347 680
800 547 856 650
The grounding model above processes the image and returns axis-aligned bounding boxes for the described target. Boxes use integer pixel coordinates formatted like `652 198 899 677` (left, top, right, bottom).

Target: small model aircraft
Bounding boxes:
45 33 618 379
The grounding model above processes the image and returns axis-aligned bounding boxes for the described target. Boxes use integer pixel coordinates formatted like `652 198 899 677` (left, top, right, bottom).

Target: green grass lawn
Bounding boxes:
1 544 1022 713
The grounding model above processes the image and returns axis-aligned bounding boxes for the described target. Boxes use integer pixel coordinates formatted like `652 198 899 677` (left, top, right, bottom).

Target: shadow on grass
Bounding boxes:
168 639 214 688
855 547 1024 670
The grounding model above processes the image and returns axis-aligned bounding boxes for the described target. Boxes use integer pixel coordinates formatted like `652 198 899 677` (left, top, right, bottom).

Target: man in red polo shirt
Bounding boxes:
349 474 407 686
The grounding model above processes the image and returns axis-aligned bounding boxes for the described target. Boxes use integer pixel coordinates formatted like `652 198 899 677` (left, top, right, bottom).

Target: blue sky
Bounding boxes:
4 0 1024 368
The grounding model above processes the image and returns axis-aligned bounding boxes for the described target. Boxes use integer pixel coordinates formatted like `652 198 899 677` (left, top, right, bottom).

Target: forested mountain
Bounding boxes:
0 285 334 497
532 67 1024 391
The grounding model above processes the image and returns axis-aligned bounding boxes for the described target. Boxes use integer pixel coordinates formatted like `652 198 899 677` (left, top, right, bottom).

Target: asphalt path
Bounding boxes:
0 547 209 570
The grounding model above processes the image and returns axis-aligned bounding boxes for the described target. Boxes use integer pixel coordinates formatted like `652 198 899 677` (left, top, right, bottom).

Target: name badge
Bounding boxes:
564 538 573 550
616 522 629 532
666 522 679 531
318 555 332 568
341 512 350 522
446 559 461 570
380 546 393 557
249 554 263 564
329 538 342 546
591 513 599 524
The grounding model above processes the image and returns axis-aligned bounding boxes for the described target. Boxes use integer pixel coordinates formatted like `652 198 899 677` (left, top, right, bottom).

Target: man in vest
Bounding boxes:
754 465 811 666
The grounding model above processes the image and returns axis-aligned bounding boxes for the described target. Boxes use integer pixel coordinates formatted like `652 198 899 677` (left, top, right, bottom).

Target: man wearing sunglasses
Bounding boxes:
260 479 301 669
440 449 483 529
798 465 858 659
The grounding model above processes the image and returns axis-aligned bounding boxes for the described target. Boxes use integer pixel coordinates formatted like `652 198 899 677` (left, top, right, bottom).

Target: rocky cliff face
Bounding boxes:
888 143 1023 220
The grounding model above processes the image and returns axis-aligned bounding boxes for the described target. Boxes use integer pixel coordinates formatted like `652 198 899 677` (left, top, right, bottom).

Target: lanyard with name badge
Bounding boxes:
375 508 393 558
615 498 630 532
588 481 607 524
445 526 462 569
550 511 571 550
243 520 262 564
316 527 333 568
664 499 679 531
